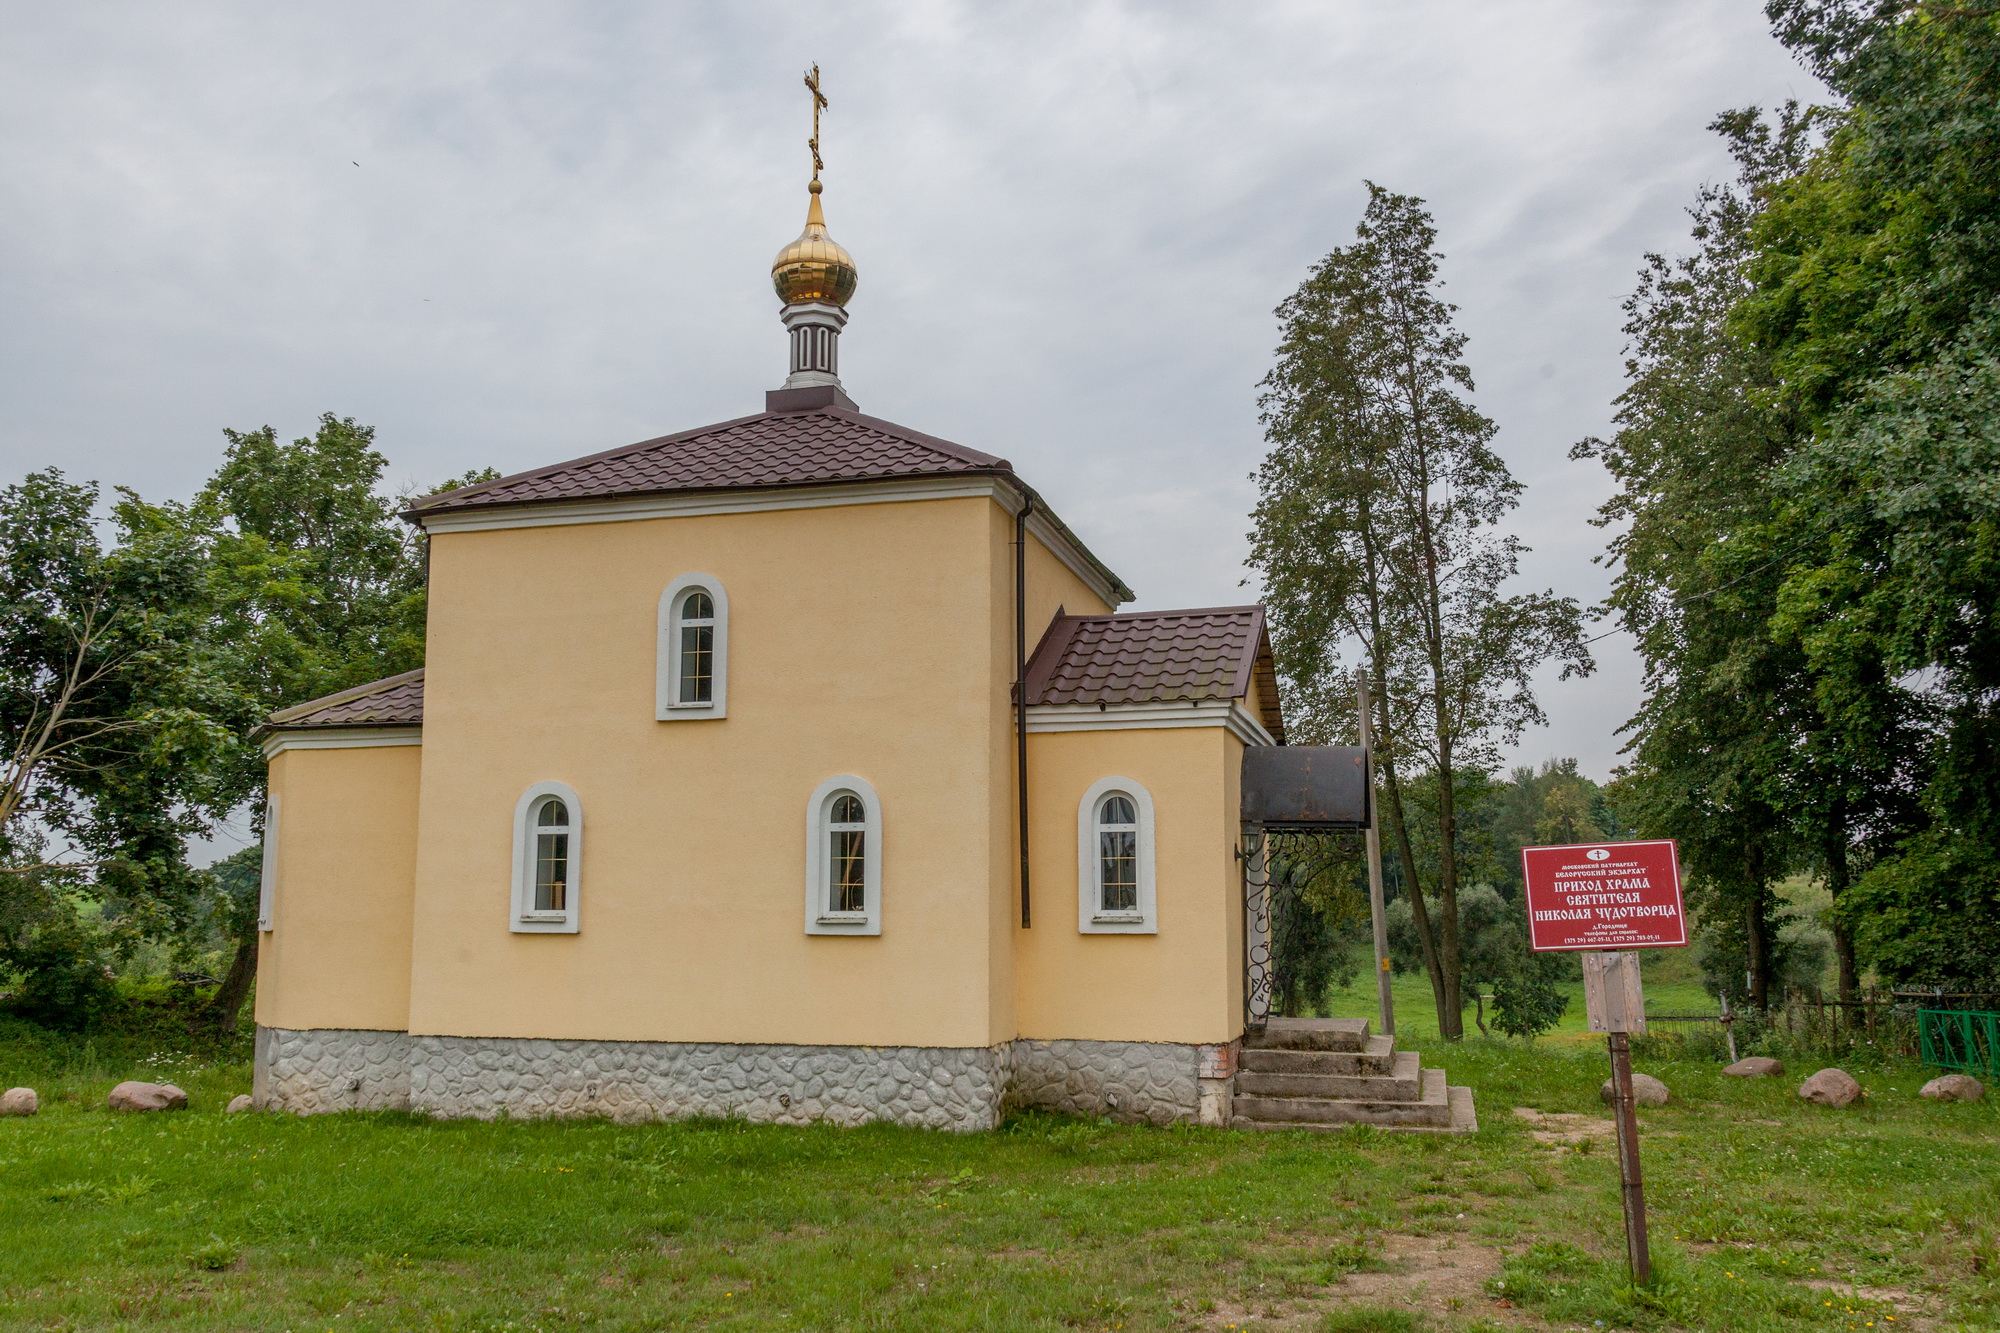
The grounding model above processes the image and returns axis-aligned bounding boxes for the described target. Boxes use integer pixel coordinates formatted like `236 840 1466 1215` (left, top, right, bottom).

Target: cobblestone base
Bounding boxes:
408 1035 1011 1131
1006 1039 1201 1125
254 1028 1217 1129
252 1026 413 1113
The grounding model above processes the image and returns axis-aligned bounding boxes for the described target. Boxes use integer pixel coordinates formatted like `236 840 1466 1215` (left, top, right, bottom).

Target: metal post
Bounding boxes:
1607 1031 1652 1286
1356 667 1394 1038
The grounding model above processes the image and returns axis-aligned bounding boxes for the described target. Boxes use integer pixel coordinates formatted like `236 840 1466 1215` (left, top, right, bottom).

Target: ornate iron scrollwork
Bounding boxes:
1241 827 1358 1030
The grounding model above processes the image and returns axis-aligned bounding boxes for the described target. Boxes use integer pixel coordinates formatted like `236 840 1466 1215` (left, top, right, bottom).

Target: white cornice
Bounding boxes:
263 728 422 759
414 475 1129 609
1026 700 1276 748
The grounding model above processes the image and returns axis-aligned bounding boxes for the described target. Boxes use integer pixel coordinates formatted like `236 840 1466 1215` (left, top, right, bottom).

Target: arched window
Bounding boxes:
805 775 882 935
1095 793 1138 913
532 797 571 911
512 781 582 933
657 574 729 720
676 590 715 704
1077 777 1157 934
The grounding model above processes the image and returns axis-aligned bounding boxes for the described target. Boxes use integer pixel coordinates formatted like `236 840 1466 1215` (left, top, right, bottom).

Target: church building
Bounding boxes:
250 112 1472 1133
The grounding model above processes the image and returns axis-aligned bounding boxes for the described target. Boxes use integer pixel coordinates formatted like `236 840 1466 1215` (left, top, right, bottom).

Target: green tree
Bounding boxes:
0 471 239 1022
1572 101 1924 1008
1250 185 1592 1038
1744 0 2000 988
181 416 495 1030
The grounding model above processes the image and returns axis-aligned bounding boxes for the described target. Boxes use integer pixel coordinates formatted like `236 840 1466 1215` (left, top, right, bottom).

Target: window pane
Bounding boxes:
831 792 864 825
830 828 866 912
1100 829 1137 911
682 590 713 621
679 624 713 702
1100 795 1135 827
538 799 568 828
536 832 569 911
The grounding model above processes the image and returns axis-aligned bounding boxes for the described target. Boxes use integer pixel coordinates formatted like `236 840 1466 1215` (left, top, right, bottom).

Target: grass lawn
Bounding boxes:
1318 950 1720 1049
1 1021 1995 1332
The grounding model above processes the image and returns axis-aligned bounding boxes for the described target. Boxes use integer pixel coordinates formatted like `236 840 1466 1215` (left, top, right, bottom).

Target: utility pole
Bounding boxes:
1356 666 1394 1038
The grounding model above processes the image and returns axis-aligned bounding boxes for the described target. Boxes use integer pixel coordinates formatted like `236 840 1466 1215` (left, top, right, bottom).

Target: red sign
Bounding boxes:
1521 839 1687 951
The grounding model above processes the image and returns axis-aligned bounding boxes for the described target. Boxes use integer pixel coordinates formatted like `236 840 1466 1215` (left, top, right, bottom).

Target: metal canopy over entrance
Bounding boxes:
1241 745 1371 830
1240 744 1381 1029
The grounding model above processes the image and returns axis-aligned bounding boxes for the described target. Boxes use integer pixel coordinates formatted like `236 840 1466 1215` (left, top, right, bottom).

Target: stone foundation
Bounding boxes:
1006 1039 1201 1126
254 1027 1236 1129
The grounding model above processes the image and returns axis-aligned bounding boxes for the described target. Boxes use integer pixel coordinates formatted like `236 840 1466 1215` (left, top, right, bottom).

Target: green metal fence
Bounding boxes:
1918 1008 2000 1078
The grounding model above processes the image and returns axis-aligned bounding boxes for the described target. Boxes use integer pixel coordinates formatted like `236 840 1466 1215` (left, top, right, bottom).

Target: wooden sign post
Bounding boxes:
1583 950 1651 1285
1522 840 1688 1288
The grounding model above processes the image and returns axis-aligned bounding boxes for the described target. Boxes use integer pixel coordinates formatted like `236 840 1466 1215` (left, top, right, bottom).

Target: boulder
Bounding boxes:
0 1087 37 1116
1600 1073 1671 1106
1798 1068 1863 1107
225 1094 253 1114
1722 1056 1784 1078
107 1081 188 1112
1919 1073 1985 1102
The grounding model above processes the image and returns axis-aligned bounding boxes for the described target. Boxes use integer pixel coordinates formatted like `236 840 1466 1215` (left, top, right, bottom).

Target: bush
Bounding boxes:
1489 967 1569 1040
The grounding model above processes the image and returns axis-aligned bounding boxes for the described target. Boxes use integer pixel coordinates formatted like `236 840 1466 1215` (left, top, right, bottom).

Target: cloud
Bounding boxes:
0 0 1824 780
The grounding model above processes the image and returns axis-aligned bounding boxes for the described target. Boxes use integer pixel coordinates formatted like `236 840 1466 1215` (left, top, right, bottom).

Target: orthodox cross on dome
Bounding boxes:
769 62 858 405
804 64 828 186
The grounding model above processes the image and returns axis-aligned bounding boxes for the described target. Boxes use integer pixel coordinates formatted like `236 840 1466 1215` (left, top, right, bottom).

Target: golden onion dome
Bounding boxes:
771 183 857 307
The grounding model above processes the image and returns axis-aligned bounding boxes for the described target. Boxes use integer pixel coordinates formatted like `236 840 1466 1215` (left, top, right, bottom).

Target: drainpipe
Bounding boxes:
1015 494 1034 928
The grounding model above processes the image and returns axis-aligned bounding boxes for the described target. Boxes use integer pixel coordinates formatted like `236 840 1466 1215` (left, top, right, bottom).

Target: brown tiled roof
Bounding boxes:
407 406 1010 517
401 400 1135 603
1023 606 1285 742
266 669 425 730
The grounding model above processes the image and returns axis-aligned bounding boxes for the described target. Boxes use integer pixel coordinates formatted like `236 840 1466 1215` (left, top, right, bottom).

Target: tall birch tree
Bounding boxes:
1250 185 1592 1039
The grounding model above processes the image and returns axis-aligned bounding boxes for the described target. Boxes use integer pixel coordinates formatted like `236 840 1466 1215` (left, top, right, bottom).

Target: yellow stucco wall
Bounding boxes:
980 503 1117 1043
257 487 1259 1054
1014 724 1246 1044
408 494 1035 1048
255 743 421 1032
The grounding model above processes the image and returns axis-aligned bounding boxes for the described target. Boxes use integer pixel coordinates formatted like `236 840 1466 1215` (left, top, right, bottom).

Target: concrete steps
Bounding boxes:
1232 1018 1476 1133
1239 1035 1399 1078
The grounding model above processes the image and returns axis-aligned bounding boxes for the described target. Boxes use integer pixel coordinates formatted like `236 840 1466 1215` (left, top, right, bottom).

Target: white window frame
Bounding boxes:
657 573 729 720
257 791 280 932
1077 776 1157 934
511 781 582 933
804 774 882 936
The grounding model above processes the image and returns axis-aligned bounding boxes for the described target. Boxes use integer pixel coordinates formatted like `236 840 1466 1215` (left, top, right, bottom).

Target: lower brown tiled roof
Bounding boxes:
1023 606 1285 742
265 669 425 730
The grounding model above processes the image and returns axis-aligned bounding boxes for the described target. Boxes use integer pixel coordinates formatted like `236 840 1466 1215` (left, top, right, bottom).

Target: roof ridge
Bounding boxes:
1066 604 1262 622
822 407 1009 469
403 407 1011 522
268 667 426 725
402 411 778 518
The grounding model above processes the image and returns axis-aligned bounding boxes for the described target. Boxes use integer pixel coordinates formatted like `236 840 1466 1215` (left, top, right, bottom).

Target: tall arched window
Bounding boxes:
827 791 867 913
532 797 571 911
512 781 583 933
805 775 882 935
1095 793 1138 913
676 590 715 704
1077 776 1157 934
657 574 729 720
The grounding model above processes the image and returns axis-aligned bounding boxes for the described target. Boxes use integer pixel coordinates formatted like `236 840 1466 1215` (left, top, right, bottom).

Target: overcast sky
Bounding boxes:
2 1 1827 790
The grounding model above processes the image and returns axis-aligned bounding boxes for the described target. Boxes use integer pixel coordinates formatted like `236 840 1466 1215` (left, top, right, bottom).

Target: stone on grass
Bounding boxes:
1723 1056 1784 1078
1919 1074 1984 1102
1798 1068 1863 1107
107 1081 188 1112
1599 1073 1670 1106
226 1094 253 1113
0 1087 37 1116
